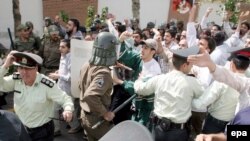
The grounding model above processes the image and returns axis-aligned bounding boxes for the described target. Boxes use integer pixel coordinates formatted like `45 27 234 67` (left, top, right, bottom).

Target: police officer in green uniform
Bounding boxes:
79 32 118 141
0 51 74 141
14 24 37 53
39 25 61 75
25 21 42 54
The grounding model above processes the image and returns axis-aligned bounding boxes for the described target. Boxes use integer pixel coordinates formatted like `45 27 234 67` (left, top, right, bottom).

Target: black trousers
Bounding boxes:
154 125 189 141
109 85 132 125
26 120 54 141
202 114 228 134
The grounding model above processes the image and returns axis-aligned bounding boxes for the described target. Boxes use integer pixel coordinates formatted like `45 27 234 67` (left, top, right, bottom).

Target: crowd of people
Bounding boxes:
1 2 250 141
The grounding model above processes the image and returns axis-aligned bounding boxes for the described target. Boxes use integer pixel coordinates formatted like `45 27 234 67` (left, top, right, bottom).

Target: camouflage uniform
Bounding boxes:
39 25 61 75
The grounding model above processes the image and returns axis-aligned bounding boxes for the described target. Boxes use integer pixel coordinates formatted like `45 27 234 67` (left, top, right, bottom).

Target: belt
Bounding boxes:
154 116 187 130
26 120 53 132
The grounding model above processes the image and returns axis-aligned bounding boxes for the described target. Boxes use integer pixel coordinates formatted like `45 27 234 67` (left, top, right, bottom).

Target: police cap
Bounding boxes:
227 47 250 57
171 46 200 58
13 52 43 68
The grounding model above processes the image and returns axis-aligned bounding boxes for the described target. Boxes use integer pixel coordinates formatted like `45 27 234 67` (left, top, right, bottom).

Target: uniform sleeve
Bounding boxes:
0 67 15 92
192 81 222 110
47 83 74 111
213 65 250 94
82 72 113 117
134 75 159 96
121 80 135 95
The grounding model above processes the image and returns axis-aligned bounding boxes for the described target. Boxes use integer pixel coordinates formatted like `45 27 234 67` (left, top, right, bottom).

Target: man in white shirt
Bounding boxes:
134 47 203 141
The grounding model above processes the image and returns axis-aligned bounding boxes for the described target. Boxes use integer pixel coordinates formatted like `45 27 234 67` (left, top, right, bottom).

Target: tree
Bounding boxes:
12 0 21 37
132 0 140 20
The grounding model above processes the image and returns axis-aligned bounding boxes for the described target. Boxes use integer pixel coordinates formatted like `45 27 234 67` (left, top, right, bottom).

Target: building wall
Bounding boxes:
43 0 97 27
98 0 171 29
0 0 43 49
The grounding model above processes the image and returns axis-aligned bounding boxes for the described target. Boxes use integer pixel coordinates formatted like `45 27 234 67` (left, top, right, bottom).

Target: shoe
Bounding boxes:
68 126 83 134
54 130 61 137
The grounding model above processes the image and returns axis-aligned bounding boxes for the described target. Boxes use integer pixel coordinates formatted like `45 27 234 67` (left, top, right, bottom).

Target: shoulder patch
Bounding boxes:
41 78 54 88
96 78 104 88
12 73 21 80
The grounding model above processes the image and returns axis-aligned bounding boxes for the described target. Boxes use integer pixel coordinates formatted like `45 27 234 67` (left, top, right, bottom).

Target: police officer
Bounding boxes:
0 51 74 141
25 21 42 54
14 24 37 53
79 32 118 141
0 110 31 141
39 25 61 75
134 47 203 141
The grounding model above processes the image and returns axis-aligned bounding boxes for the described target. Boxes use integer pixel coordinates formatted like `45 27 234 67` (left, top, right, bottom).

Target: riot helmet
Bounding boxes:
89 32 118 66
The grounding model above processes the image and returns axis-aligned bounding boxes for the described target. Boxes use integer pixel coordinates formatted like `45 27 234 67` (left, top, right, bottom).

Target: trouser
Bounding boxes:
54 98 81 131
202 114 229 134
109 85 132 125
132 98 154 127
26 120 54 141
81 111 113 141
153 116 189 141
191 111 206 134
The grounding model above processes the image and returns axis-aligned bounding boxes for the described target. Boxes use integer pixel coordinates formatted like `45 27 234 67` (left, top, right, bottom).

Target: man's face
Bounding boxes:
19 29 29 39
240 24 249 36
211 26 219 36
199 39 210 53
50 32 60 41
164 32 173 44
132 33 142 44
140 45 154 61
179 39 188 49
66 21 75 32
59 42 70 55
18 66 37 85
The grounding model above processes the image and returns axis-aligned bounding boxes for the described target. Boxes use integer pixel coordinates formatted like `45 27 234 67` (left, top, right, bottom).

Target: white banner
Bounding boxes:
71 39 93 98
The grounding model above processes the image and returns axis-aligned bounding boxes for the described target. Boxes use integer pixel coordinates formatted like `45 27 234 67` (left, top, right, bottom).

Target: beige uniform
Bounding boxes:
0 67 74 128
79 63 113 141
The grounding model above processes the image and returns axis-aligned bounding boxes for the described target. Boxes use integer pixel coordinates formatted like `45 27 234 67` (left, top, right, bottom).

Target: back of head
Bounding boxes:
89 32 118 66
213 31 226 46
232 55 250 71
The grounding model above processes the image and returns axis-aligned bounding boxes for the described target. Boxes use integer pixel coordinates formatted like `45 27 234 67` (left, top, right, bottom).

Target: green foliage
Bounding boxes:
59 10 69 23
85 5 95 30
100 7 108 23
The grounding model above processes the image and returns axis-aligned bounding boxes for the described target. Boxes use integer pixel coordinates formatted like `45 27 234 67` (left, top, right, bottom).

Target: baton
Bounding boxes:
91 94 136 129
7 28 15 50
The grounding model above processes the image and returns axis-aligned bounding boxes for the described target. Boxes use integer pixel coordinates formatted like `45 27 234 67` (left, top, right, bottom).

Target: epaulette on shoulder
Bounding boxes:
12 73 21 80
41 77 55 88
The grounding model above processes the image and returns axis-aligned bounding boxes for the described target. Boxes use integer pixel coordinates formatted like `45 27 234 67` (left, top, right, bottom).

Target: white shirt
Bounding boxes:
192 81 239 121
0 67 73 128
210 43 230 66
134 70 203 123
191 66 212 88
58 53 71 95
141 58 161 78
213 66 250 113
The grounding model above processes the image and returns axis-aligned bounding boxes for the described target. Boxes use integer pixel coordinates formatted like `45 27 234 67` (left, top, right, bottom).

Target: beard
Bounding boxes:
134 42 140 47
66 30 73 36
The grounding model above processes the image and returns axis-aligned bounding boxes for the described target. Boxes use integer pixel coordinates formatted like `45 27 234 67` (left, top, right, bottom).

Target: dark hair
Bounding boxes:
213 31 226 46
241 22 250 30
172 54 188 70
165 29 177 38
69 18 80 31
117 25 126 33
232 55 250 71
200 36 216 53
61 39 71 48
133 29 143 38
213 24 221 31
